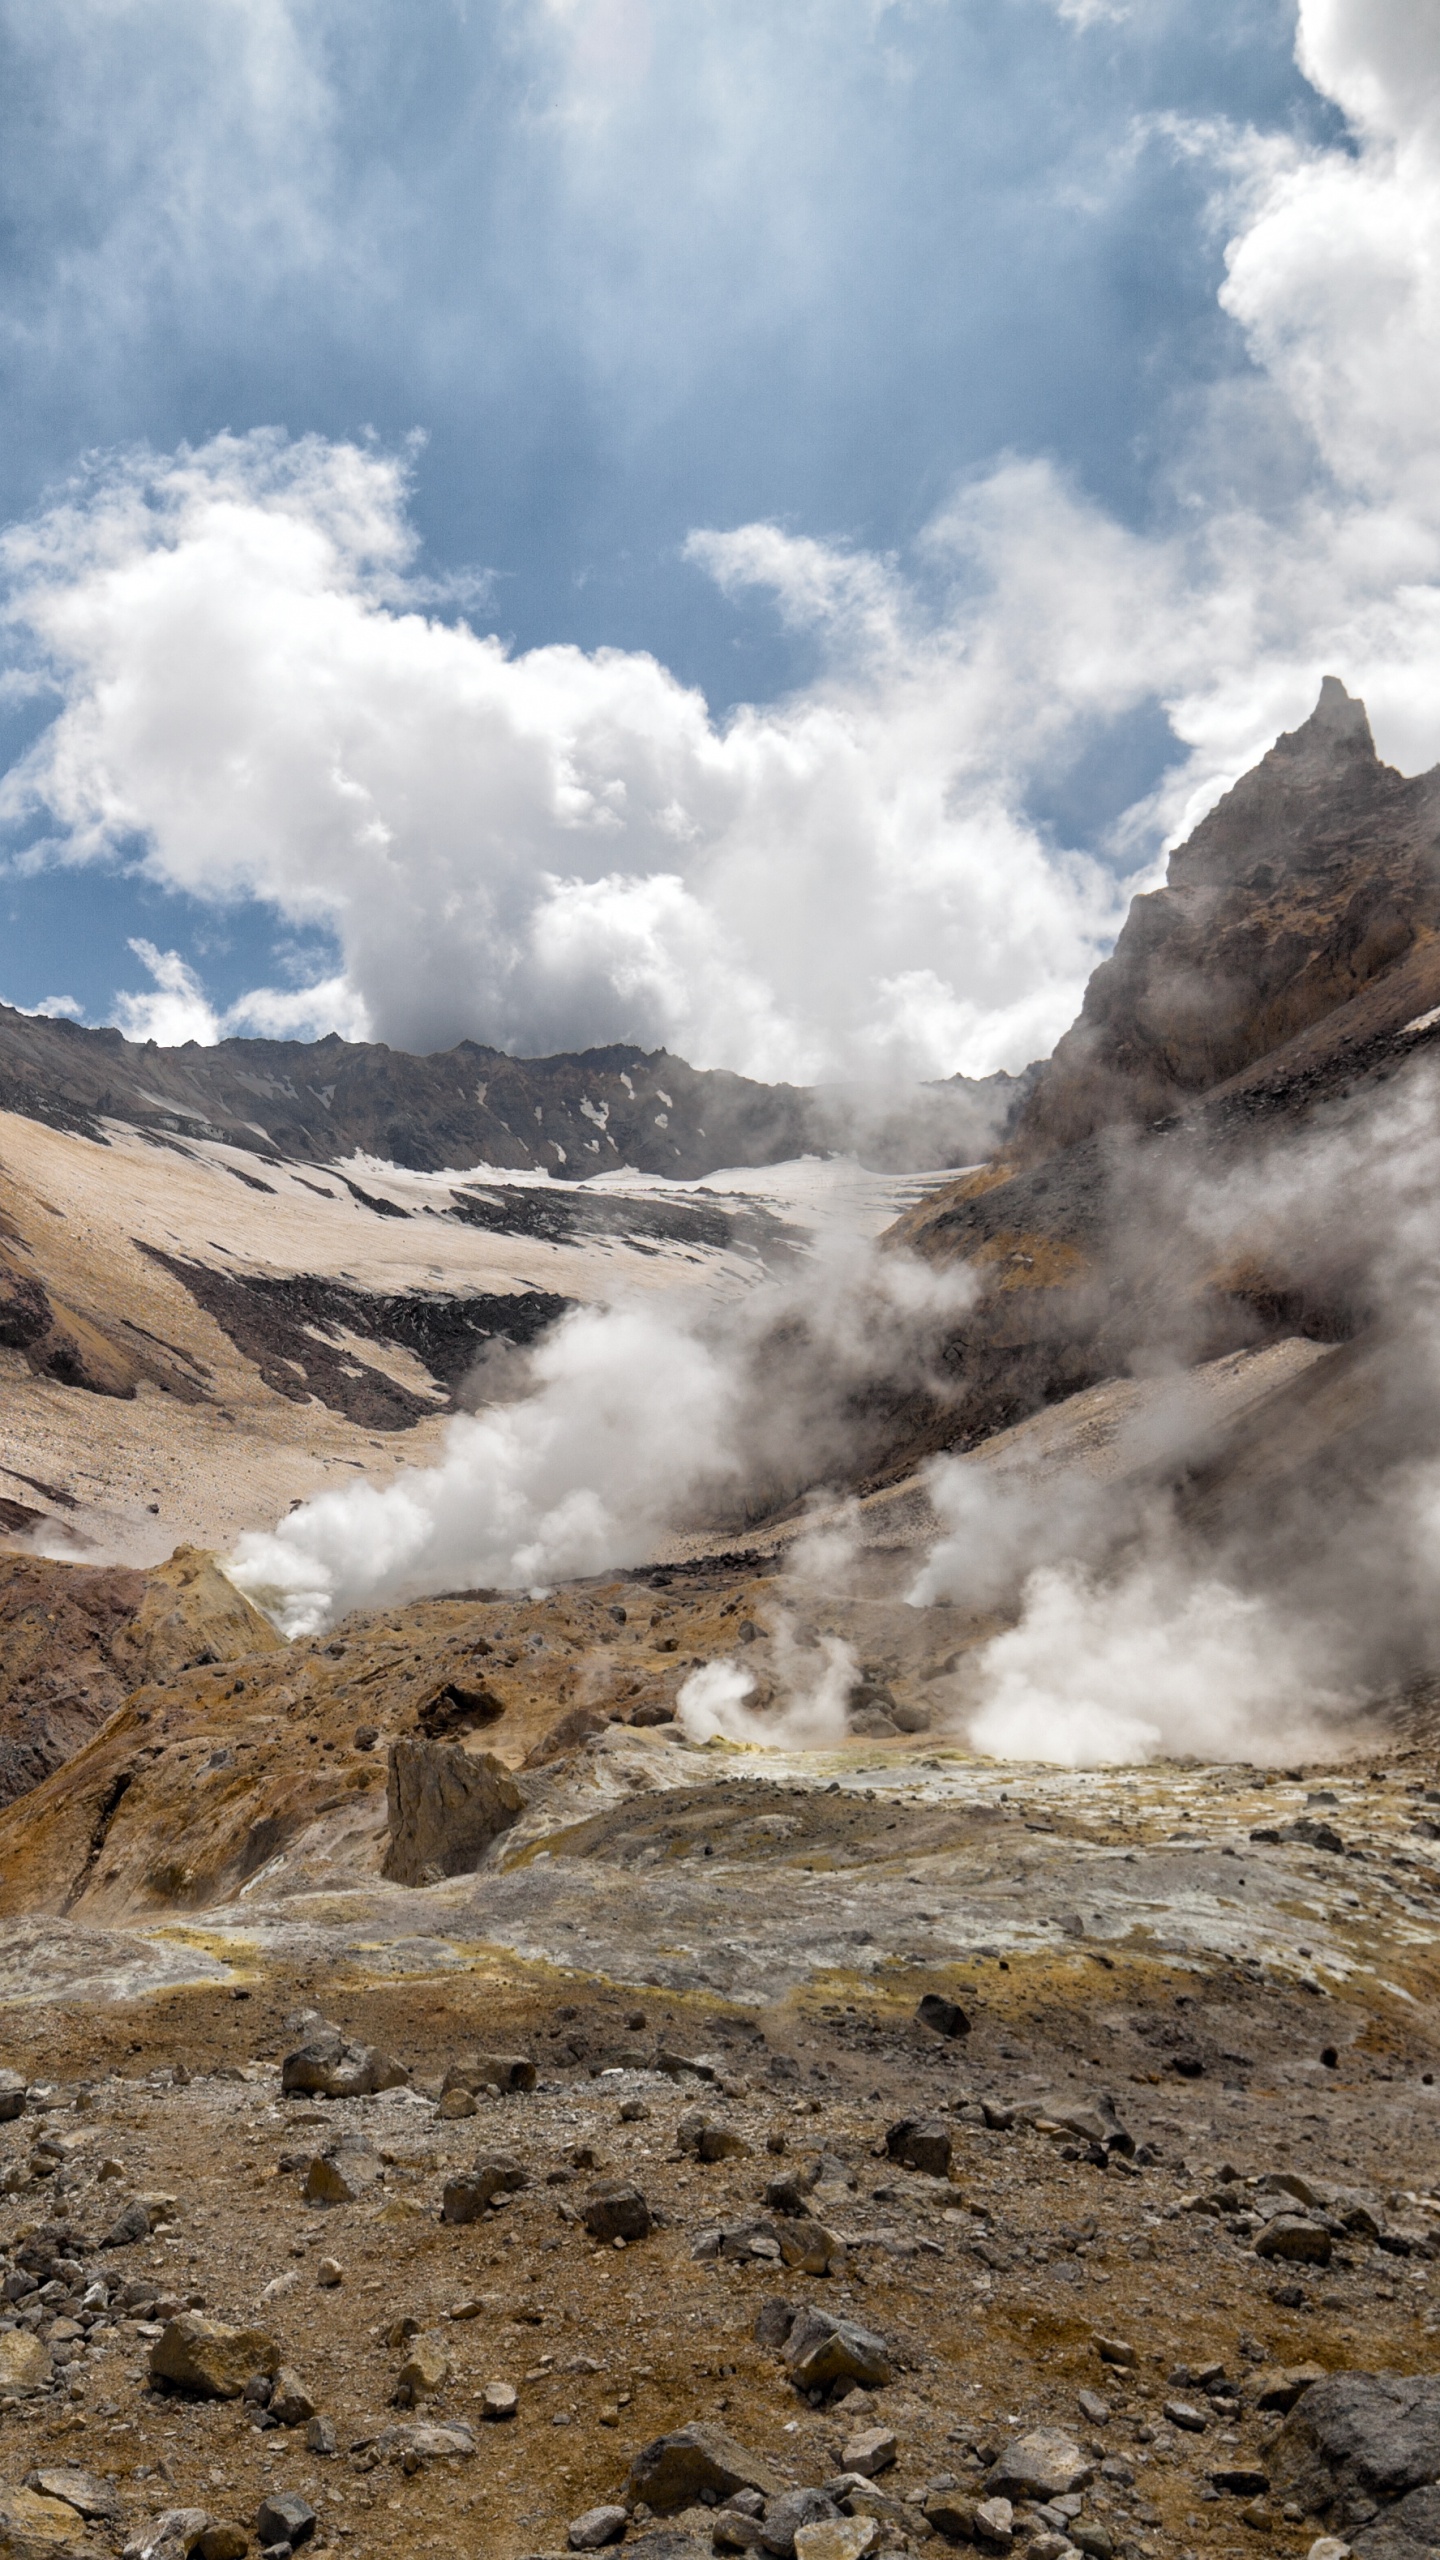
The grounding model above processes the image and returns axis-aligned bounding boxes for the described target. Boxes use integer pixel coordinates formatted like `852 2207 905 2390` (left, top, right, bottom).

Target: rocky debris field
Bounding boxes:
0 1906 1438 2560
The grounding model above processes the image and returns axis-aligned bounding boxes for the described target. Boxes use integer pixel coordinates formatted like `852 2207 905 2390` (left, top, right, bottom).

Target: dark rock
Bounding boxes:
753 2297 797 2349
1270 2372 1440 2532
783 2307 892 2392
757 2487 842 2553
884 2118 953 2178
256 2493 316 2551
1211 2469 1271 2497
624 2421 784 2514
381 1741 524 1886
916 1995 969 2039
582 2181 652 2242
440 2155 528 2224
102 2200 150 2248
1353 2483 1440 2558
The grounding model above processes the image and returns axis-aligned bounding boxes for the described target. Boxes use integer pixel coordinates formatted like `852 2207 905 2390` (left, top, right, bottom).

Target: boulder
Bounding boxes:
582 2181 652 2242
677 2110 749 2162
923 2490 979 2544
196 2529 247 2560
0 2486 91 2559
147 2314 281 2401
440 2155 527 2224
624 2423 785 2515
441 2053 536 2097
1270 2373 1440 2534
381 1740 523 1885
0 2073 26 2123
102 2200 150 2248
884 2119 952 2178
985 2431 1093 2501
0 2334 51 2395
784 2309 892 2393
280 2022 408 2101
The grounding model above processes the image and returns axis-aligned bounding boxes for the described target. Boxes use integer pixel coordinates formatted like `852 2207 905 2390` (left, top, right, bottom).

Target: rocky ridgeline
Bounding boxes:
0 2003 1438 2560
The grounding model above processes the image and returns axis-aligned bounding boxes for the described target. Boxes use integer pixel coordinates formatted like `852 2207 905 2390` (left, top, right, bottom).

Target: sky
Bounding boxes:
1 0 1438 1085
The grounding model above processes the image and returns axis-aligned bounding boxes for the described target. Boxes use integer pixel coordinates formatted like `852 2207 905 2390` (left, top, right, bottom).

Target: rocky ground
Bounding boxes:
2 1673 1440 2560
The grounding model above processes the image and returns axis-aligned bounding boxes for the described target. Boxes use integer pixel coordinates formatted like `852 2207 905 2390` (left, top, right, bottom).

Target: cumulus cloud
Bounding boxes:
112 938 368 1048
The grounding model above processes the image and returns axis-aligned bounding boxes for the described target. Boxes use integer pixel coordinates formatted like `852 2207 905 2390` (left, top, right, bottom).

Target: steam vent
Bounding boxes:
6 681 1440 2560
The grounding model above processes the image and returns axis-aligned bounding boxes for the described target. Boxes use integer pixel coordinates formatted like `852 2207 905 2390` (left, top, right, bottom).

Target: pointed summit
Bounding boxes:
1280 674 1375 764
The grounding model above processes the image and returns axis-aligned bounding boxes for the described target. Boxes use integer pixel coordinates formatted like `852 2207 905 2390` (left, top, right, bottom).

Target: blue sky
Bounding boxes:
1 1 1433 1079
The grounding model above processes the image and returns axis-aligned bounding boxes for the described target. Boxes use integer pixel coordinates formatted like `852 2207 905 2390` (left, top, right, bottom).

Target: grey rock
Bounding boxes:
569 2508 628 2551
759 2489 842 2554
374 2420 476 2463
582 2181 652 2242
441 2154 528 2223
753 2297 797 2349
102 2200 150 2248
1038 2095 1134 2157
24 2466 124 2521
280 2021 408 2101
0 2070 26 2122
304 2416 337 2456
1270 2373 1440 2532
985 2430 1092 2501
1353 2484 1440 2558
624 2421 785 2514
784 2307 892 2393
883 2119 953 2178
255 2493 316 2550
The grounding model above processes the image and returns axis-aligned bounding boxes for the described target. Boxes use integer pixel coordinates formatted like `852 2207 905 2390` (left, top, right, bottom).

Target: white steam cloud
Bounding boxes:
229 1239 978 1637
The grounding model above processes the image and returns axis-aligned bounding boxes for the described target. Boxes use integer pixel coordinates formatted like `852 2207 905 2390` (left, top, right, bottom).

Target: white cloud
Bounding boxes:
0 432 1134 1082
113 937 368 1048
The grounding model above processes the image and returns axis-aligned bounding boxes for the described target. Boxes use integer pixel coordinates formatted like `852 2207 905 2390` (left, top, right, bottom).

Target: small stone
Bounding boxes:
304 2415 338 2455
985 2431 1093 2501
302 2152 379 2208
1255 2217 1332 2265
624 2422 784 2513
268 2367 316 2426
974 2494 1014 2547
1069 2528 1113 2560
102 2200 151 2248
924 2488 978 2542
315 2258 343 2289
197 2527 248 2560
758 2487 840 2552
568 2506 628 2550
1165 2402 1210 2433
255 2492 315 2551
374 2420 476 2463
0 2332 52 2394
1077 2391 1111 2424
793 2524 878 2560
394 2330 450 2403
841 2427 896 2478
884 2118 953 2178
480 2381 518 2420
916 1994 969 2039
784 2308 893 2393
436 2088 477 2121
581 2180 653 2242
620 2099 650 2122
149 2314 281 2401
1094 2335 1138 2368
440 2154 527 2223
1306 2541 1351 2560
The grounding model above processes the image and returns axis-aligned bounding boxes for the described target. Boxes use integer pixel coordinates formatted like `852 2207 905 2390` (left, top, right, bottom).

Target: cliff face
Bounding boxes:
1018 678 1440 1157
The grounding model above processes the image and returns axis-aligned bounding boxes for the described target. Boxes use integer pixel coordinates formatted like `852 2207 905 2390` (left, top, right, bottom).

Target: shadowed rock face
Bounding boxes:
1018 679 1440 1159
